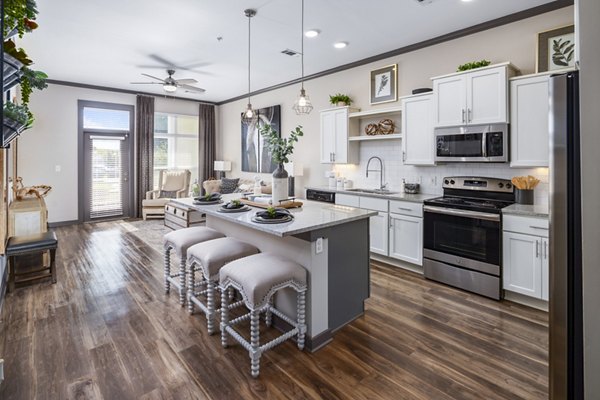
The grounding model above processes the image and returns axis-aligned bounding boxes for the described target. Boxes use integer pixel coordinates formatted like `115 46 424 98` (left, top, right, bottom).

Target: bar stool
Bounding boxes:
186 237 259 334
163 227 225 306
219 253 307 378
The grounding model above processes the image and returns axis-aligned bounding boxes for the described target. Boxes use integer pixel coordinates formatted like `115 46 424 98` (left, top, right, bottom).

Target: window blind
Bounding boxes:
89 137 125 219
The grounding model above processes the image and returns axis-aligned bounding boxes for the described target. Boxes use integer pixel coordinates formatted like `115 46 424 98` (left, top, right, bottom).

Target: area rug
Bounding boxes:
121 219 171 255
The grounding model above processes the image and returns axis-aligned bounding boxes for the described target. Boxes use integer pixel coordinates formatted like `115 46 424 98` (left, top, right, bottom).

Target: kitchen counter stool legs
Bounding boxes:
186 237 259 334
163 227 225 306
219 253 307 378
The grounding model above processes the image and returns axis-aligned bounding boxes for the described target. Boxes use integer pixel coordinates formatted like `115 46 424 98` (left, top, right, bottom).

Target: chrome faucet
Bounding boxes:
366 156 387 191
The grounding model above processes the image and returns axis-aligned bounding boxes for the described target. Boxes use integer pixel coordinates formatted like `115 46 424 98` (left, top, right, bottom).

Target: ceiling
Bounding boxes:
21 0 560 102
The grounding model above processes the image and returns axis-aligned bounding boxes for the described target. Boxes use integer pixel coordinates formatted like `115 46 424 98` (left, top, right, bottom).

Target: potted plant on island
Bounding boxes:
329 93 352 107
259 124 304 204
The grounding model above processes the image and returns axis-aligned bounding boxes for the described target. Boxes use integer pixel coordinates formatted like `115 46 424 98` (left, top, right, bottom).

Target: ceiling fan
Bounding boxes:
131 69 206 94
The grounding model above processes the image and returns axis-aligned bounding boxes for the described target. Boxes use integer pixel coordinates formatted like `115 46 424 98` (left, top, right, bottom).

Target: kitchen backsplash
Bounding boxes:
332 140 550 205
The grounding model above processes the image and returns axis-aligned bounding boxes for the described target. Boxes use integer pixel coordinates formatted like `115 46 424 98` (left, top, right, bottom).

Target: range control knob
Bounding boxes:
498 182 504 188
450 179 456 185
506 183 512 189
444 179 450 185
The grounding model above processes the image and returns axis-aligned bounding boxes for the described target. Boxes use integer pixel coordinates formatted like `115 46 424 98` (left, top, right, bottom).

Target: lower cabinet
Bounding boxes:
502 215 549 301
369 212 389 256
389 213 423 265
335 193 423 265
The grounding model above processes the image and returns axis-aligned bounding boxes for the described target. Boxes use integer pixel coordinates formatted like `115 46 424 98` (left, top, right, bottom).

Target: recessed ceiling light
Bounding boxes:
305 29 320 38
461 0 474 2
334 41 348 49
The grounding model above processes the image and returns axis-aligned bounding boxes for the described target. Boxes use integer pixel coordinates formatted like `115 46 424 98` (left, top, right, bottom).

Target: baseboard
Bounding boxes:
370 254 424 275
48 219 80 228
504 291 549 311
271 314 333 353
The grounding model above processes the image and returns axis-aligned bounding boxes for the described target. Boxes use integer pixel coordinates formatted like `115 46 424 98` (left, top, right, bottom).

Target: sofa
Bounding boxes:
142 169 191 220
202 178 272 195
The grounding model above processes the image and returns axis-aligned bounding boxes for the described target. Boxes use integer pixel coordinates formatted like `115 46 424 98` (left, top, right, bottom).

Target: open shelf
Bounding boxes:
348 133 402 142
348 106 402 119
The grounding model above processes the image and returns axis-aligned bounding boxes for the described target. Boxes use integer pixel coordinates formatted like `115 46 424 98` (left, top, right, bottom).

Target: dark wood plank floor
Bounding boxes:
0 221 548 399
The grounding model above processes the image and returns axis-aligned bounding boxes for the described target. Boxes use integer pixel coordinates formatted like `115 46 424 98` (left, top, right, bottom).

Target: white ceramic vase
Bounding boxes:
271 163 289 205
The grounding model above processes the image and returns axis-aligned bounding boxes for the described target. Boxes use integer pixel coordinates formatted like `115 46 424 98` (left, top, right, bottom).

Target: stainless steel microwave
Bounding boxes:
434 124 508 163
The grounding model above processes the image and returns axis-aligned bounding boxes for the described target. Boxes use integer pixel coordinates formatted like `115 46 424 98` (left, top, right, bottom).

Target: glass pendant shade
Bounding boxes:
293 88 313 115
241 103 258 125
163 83 177 93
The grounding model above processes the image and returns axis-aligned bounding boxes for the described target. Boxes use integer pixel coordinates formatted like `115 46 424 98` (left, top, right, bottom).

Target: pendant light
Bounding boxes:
242 9 258 125
292 0 313 115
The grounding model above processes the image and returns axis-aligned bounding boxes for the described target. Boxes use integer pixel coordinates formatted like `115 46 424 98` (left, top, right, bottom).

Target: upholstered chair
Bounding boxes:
142 169 191 220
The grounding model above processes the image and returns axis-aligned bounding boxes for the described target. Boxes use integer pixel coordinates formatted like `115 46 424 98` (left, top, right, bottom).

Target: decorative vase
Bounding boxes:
271 163 289 205
337 101 347 107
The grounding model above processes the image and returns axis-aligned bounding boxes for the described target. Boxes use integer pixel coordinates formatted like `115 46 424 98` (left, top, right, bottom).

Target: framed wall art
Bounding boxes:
370 64 397 105
537 25 576 73
241 105 280 173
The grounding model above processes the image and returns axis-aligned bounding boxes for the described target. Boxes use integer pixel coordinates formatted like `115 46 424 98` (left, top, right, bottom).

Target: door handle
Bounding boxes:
536 240 540 258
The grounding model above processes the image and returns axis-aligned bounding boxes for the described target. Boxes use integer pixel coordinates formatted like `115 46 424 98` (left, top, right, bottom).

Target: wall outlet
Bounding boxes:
429 176 438 186
55 165 61 172
315 238 323 254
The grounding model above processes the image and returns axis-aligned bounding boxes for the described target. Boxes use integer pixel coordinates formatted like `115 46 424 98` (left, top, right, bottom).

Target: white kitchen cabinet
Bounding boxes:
503 214 549 300
402 93 435 165
432 63 517 128
389 212 423 265
320 107 358 164
510 74 550 167
369 212 389 256
335 193 359 207
503 231 543 298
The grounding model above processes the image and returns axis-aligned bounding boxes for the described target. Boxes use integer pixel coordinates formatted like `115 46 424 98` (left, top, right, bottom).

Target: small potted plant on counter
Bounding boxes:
329 93 352 107
259 124 304 204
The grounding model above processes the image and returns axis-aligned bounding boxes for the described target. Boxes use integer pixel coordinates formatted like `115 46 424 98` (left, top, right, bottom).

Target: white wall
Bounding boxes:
17 84 200 223
576 0 600 396
218 7 573 200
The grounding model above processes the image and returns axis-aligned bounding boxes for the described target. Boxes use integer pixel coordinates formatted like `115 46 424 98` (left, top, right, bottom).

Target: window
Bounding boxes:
153 113 199 188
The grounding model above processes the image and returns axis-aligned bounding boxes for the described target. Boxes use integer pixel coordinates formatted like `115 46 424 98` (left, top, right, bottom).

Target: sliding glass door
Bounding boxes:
79 101 134 222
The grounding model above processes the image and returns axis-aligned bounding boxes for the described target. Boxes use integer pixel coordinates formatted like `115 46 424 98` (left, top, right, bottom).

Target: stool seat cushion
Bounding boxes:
164 227 225 257
142 198 170 207
7 231 58 255
188 237 259 280
220 253 307 309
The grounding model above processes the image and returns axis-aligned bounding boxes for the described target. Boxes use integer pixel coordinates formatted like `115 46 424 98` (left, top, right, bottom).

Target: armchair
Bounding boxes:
142 169 191 220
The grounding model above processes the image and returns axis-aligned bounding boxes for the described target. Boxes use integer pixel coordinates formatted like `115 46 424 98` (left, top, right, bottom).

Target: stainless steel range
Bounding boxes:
423 177 515 300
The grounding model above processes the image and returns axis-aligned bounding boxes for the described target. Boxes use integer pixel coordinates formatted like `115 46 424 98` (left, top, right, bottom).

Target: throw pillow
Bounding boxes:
159 190 178 198
220 178 240 194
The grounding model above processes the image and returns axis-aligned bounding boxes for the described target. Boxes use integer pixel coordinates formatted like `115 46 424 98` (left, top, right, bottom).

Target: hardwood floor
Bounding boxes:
0 221 548 399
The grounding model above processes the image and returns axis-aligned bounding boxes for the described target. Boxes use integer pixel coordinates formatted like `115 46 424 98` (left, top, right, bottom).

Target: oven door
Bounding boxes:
434 124 508 162
423 205 501 275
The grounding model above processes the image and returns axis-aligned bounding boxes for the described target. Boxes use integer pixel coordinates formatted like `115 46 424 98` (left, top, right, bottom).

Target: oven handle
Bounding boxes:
423 205 500 222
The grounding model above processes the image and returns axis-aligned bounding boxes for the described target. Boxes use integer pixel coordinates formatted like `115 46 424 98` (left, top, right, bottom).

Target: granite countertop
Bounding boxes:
305 185 438 203
502 204 549 218
172 194 377 238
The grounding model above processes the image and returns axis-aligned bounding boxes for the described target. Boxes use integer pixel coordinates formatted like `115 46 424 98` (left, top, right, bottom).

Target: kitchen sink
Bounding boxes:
344 188 399 195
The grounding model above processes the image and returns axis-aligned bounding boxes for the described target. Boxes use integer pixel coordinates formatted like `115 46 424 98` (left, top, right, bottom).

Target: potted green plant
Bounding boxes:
3 102 33 137
456 60 492 72
329 93 352 107
259 124 304 204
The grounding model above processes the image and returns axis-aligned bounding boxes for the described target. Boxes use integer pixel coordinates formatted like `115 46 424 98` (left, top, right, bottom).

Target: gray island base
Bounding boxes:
173 195 376 351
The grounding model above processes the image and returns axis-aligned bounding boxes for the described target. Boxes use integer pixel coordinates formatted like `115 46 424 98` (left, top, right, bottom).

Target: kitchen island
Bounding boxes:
172 195 377 351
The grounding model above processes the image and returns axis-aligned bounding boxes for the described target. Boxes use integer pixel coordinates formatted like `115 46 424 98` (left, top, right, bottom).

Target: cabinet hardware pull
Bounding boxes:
529 225 548 230
468 108 472 123
397 207 412 212
536 240 540 258
462 109 466 123
544 241 548 259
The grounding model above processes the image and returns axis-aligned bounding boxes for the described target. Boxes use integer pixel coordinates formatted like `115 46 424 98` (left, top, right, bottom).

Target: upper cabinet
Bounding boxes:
510 74 550 168
320 107 359 164
401 93 435 166
432 63 519 128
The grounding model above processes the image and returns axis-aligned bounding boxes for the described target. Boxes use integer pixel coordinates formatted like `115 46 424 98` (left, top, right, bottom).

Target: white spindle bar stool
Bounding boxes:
186 237 259 334
219 253 307 378
163 227 225 306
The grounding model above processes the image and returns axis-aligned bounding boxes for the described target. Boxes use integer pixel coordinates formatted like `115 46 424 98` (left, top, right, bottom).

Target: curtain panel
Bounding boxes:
135 95 155 217
199 103 216 194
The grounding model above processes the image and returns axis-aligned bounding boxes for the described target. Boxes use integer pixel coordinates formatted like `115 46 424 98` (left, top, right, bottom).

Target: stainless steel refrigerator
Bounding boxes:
549 71 584 399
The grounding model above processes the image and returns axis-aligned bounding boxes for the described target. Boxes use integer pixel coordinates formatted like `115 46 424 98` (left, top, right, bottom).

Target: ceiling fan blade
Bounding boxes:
180 84 206 93
179 62 211 70
148 54 178 67
175 78 197 84
130 81 163 85
141 73 166 82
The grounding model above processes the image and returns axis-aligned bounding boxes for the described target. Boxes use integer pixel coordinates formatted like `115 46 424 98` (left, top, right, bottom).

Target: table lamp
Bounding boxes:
214 161 231 179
